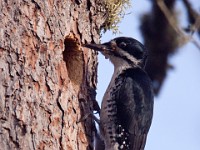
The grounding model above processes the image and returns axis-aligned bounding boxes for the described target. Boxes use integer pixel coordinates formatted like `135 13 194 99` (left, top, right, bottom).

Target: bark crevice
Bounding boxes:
56 90 64 150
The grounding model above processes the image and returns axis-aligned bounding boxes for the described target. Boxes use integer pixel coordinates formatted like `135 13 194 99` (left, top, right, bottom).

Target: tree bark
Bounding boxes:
0 0 104 149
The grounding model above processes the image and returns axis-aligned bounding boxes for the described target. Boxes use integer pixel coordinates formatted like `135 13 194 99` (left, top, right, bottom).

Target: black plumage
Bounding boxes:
114 68 153 149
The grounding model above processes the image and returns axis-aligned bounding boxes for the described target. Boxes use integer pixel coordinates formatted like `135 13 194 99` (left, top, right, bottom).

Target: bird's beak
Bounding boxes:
83 42 114 60
83 42 111 52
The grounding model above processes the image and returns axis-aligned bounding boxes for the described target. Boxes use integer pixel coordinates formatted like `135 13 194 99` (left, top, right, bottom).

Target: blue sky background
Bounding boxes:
96 0 200 149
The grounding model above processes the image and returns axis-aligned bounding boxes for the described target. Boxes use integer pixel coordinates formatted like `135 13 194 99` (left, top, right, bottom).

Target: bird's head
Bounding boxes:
84 37 147 68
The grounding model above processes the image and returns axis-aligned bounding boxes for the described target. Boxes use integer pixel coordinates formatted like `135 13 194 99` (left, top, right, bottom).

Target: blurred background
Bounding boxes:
96 0 200 149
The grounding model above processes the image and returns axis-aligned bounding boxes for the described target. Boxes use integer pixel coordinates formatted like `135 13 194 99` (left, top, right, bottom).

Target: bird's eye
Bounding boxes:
119 42 126 48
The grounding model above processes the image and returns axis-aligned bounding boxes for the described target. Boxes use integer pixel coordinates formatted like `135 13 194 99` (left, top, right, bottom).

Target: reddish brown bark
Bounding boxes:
0 0 105 149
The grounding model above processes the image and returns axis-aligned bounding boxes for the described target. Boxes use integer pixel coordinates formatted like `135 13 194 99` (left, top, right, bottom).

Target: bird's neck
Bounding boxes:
112 58 135 76
108 55 141 75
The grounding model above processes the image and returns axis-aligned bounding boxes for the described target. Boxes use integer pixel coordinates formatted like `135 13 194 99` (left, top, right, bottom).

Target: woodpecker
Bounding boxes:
85 37 154 150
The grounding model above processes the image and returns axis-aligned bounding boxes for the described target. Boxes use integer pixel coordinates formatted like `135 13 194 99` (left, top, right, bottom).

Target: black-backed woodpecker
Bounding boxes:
85 37 154 150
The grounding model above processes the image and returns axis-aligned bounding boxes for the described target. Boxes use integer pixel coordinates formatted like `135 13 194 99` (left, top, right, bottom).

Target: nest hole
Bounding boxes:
63 37 83 88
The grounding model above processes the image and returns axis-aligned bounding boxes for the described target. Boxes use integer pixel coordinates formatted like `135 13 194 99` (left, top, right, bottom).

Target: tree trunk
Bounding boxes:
0 0 104 149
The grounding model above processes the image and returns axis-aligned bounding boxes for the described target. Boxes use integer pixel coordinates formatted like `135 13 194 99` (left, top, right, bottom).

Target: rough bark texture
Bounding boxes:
0 0 105 149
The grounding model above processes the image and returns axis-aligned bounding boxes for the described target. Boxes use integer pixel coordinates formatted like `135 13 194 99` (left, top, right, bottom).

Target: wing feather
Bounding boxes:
115 68 153 149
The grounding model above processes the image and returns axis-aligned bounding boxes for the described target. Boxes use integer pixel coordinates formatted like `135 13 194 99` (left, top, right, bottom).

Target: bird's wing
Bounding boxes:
115 68 153 149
